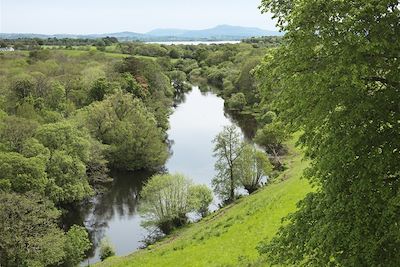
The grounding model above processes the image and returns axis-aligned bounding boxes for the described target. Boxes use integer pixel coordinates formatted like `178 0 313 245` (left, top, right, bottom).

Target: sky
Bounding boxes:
0 0 276 34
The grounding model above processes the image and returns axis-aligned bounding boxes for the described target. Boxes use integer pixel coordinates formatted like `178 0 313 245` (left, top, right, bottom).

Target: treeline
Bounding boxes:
0 36 118 50
0 49 174 266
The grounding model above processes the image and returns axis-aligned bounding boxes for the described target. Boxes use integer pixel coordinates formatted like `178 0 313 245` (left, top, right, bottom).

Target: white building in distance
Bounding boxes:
0 47 15 52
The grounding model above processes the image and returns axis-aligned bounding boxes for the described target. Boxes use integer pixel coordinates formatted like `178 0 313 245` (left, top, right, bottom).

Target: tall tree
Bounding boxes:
257 0 400 266
212 125 245 203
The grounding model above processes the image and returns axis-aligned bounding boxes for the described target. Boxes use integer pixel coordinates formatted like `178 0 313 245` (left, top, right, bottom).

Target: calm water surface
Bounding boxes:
78 87 241 264
145 40 241 45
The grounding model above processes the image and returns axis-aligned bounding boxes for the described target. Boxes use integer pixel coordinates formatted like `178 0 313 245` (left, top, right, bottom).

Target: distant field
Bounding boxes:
95 138 312 267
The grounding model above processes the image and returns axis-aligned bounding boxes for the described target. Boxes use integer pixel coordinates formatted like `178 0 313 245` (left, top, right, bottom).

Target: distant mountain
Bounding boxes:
146 28 189 37
181 25 281 38
0 25 282 41
147 25 282 39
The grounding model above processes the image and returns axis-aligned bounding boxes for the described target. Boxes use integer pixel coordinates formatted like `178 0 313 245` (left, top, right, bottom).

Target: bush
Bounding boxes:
189 184 213 217
63 225 91 266
99 237 115 261
140 174 213 233
227 93 247 111
139 173 193 234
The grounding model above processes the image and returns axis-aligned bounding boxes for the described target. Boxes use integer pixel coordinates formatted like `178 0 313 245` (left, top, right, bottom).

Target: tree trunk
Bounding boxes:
230 167 234 202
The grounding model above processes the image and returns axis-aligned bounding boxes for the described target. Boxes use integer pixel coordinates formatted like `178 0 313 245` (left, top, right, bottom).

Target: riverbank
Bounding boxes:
95 137 312 267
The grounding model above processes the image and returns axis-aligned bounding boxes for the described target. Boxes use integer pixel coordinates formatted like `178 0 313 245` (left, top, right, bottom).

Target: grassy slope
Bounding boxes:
96 138 312 267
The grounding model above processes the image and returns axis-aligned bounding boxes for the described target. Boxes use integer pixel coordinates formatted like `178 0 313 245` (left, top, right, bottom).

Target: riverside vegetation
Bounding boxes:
1 0 399 265
0 36 283 266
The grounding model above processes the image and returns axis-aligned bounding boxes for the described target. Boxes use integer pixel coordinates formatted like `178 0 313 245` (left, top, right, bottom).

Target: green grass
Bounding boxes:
95 139 312 267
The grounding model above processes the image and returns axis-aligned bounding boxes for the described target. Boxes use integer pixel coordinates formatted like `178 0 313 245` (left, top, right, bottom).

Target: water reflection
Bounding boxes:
66 170 153 264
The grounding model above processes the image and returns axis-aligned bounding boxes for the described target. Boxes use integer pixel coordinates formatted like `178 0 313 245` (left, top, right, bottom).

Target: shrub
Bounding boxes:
99 237 115 261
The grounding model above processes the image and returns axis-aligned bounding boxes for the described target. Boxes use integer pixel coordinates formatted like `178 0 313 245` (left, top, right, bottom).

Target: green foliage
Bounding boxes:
10 74 36 101
0 115 38 152
212 125 245 204
94 141 311 267
120 72 148 99
237 144 273 194
140 173 193 234
227 92 247 111
168 70 190 92
234 58 260 105
99 237 116 262
0 152 48 194
254 121 288 170
168 47 182 59
81 91 168 170
88 77 118 103
35 122 94 203
188 184 213 217
117 56 173 130
45 82 66 112
28 49 51 63
63 225 91 267
0 192 66 267
258 0 400 266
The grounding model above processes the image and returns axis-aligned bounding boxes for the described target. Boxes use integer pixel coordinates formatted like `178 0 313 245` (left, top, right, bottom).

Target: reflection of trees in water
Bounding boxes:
224 107 258 140
62 170 153 259
173 86 191 106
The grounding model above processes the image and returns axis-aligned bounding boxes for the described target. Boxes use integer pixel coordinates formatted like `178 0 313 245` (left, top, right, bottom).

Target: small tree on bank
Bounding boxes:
99 237 115 261
139 173 213 234
237 144 273 194
189 184 213 217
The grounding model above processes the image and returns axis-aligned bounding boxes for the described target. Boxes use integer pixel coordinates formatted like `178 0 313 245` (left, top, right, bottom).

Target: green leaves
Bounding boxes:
140 173 212 234
81 91 169 171
258 0 400 265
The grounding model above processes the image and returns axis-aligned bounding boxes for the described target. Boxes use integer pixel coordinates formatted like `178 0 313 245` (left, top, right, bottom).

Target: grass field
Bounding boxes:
95 138 312 267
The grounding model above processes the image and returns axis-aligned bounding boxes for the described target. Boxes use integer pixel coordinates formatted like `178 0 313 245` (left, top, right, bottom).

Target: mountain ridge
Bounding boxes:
0 25 283 41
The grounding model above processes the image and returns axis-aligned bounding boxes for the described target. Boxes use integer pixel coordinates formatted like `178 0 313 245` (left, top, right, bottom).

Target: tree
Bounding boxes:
188 184 213 217
254 121 288 170
63 225 92 267
0 152 48 194
257 0 400 266
140 173 193 234
35 122 94 203
0 192 66 267
235 57 260 105
87 77 117 103
45 81 66 112
212 125 245 203
237 144 273 194
10 74 35 101
227 92 247 111
0 115 39 152
99 237 116 261
81 91 169 171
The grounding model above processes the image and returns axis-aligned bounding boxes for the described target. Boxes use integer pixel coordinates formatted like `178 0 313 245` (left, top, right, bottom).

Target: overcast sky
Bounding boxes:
0 0 276 34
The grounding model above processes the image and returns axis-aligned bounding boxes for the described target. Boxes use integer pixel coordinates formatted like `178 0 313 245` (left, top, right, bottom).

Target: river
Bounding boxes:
75 86 244 265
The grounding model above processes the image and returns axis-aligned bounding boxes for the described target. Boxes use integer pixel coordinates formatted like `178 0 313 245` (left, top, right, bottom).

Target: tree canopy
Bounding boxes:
257 0 400 266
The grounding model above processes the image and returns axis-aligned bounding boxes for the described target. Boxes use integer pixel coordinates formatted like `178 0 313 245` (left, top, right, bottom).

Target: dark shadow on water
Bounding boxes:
62 169 154 261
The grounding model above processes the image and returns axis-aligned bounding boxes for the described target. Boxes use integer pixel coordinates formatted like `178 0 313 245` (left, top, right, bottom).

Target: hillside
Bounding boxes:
95 139 312 267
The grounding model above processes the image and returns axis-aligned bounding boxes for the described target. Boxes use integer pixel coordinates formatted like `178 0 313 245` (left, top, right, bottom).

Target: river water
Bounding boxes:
76 86 242 264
